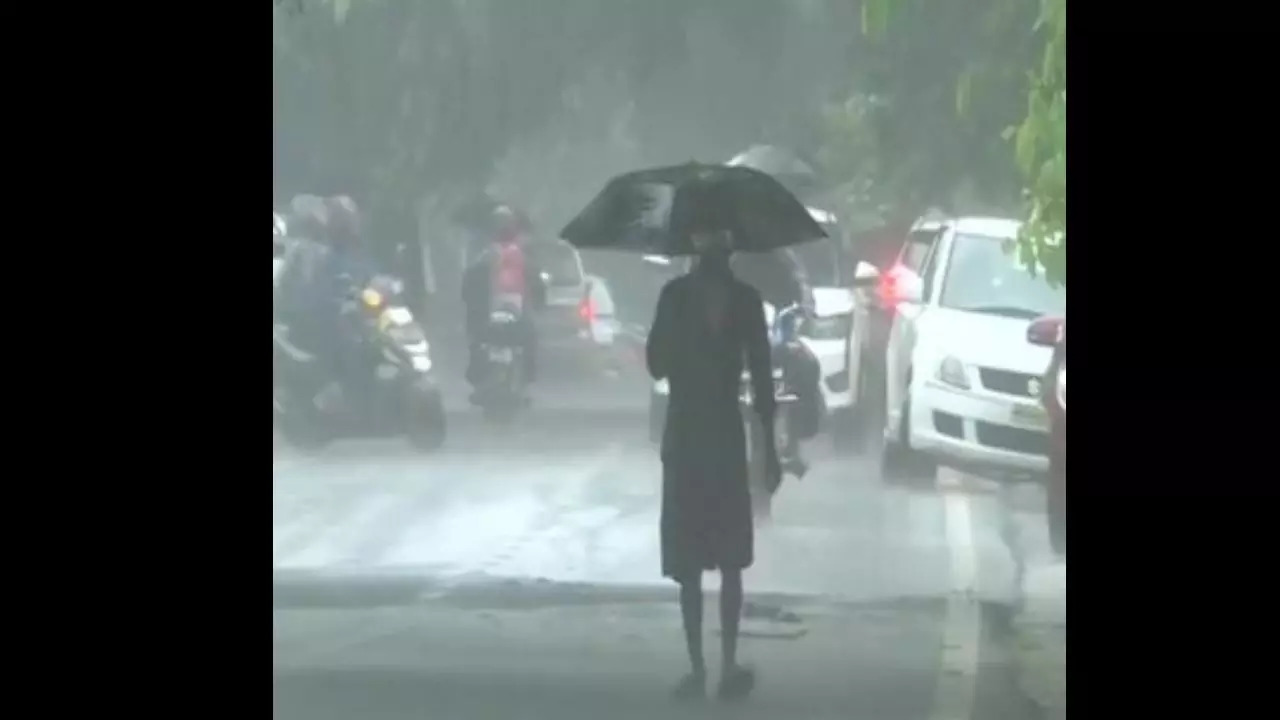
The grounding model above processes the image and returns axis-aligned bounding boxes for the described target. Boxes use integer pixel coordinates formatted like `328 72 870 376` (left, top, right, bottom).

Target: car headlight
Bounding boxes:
936 356 970 389
1055 364 1065 409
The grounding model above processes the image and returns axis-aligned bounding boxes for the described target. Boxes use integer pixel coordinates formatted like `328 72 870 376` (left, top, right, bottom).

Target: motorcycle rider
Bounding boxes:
730 249 821 477
461 205 545 399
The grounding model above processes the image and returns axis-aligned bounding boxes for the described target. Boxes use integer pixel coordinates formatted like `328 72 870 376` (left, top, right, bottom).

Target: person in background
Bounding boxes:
276 195 378 410
646 221 780 703
730 248 812 314
731 249 821 476
461 206 545 394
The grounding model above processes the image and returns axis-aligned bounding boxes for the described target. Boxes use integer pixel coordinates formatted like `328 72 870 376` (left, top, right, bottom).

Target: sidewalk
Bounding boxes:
1012 559 1066 720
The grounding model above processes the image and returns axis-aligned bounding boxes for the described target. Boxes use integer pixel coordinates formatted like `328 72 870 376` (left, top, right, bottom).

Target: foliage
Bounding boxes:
274 0 871 268
1008 0 1065 286
858 0 1066 286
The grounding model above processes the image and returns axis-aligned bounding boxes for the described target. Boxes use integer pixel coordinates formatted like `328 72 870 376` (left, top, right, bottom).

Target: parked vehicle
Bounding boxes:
847 213 949 448
793 207 875 450
1027 315 1065 555
881 217 1064 482
801 274 878 451
273 273 447 450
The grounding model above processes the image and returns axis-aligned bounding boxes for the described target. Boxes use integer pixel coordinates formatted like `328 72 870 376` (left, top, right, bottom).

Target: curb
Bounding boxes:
1009 562 1066 720
994 484 1066 720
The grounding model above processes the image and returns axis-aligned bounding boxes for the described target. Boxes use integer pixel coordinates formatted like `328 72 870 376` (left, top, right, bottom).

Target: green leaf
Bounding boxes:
1014 120 1037 175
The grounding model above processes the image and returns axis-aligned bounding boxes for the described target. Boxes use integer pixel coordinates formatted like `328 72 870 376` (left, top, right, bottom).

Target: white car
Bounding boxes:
882 217 1065 481
524 240 623 374
794 206 882 448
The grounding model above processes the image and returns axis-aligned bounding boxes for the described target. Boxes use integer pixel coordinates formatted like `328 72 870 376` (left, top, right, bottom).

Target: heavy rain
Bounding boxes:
273 1 1066 718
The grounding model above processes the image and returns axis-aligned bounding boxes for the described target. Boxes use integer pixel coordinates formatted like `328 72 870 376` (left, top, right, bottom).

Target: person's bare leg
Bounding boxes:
672 574 706 699
718 568 755 701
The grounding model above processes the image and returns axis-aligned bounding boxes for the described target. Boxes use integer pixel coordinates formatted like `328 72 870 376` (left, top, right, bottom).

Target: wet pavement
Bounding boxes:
273 380 1053 719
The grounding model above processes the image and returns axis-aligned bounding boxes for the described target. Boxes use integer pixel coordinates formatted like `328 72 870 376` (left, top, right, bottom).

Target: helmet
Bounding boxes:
491 205 524 242
289 194 330 241
326 195 362 248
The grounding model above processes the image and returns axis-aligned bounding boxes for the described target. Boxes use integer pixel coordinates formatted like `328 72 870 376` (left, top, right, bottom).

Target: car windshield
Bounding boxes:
940 233 1065 319
901 229 940 271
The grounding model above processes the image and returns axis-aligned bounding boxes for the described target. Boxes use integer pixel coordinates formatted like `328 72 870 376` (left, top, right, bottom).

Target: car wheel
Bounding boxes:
880 384 934 484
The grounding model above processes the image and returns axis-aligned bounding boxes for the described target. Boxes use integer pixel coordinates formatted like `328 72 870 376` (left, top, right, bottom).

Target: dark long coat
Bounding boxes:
646 271 775 581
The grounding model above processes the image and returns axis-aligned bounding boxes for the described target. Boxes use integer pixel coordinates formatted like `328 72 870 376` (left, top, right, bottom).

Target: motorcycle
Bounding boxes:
741 344 800 518
272 273 447 450
741 302 816 517
471 301 528 422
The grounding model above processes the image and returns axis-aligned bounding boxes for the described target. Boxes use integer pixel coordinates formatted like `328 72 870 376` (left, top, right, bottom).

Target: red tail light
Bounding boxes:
877 265 904 308
578 295 596 324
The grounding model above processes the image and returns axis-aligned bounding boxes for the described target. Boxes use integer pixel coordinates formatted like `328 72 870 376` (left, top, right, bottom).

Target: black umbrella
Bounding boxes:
560 162 826 256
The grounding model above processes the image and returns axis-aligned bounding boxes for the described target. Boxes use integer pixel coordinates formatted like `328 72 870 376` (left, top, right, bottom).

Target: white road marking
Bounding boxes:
279 492 402 569
929 467 983 720
376 442 626 574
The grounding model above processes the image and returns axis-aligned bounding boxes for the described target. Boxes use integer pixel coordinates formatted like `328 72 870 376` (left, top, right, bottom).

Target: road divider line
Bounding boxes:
929 468 982 720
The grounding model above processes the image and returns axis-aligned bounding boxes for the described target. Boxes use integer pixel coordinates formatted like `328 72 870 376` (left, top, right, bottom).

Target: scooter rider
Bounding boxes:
278 195 379 411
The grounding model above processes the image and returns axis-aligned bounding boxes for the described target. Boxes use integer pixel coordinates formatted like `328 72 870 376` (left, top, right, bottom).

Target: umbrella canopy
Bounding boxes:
560 162 826 256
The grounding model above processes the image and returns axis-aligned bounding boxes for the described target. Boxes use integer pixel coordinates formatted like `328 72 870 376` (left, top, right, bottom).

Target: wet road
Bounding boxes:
273 381 1044 720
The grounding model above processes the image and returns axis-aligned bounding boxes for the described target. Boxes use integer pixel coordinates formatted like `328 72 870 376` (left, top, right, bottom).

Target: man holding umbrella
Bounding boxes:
561 162 825 701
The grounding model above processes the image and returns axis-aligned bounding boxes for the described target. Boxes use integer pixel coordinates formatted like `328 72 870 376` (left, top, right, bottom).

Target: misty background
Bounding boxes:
273 0 1044 307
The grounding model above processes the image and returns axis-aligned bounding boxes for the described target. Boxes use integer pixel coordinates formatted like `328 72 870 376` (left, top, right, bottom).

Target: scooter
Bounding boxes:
273 274 447 451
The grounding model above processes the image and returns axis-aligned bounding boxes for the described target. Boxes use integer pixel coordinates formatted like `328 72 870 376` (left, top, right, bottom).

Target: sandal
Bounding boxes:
671 671 706 701
717 665 756 702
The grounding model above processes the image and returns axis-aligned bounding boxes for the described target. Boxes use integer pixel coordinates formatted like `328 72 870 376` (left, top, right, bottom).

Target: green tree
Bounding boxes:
858 0 1066 285
273 0 859 247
